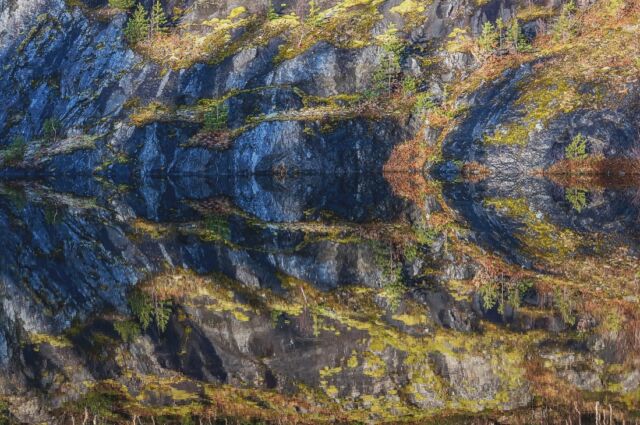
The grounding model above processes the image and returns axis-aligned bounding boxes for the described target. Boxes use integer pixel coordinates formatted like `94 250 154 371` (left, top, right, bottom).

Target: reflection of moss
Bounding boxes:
477 278 533 315
485 197 580 260
114 320 140 343
413 221 438 245
478 281 499 310
372 241 406 310
141 270 258 322
129 101 172 127
204 215 231 242
600 308 622 333
60 265 636 421
347 351 359 368
29 333 72 348
72 382 132 422
0 400 9 425
131 219 170 239
73 260 637 422
517 5 555 21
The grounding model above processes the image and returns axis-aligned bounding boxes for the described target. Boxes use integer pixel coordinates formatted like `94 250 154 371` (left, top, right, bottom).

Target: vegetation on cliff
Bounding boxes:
1 0 640 423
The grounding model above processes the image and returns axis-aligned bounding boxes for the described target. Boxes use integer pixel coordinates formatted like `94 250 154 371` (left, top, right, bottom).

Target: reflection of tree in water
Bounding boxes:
296 286 314 338
565 188 588 212
129 289 173 334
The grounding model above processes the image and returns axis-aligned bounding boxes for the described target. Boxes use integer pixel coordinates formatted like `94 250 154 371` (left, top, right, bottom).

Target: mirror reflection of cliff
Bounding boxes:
1 173 639 424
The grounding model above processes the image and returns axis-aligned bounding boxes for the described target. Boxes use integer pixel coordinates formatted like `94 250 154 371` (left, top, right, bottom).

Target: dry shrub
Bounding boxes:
461 161 491 182
383 133 442 206
141 270 204 301
188 131 232 150
469 247 529 285
525 359 582 409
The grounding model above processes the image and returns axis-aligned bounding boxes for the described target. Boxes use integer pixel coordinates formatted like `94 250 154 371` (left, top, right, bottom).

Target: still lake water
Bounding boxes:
1 173 639 423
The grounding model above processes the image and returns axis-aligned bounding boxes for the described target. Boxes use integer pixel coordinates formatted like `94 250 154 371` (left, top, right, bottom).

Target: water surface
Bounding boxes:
1 173 639 423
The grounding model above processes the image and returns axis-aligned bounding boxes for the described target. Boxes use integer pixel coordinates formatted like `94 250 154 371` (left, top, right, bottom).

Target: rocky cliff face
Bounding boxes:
0 0 532 178
0 0 636 178
0 0 397 177
1 0 640 423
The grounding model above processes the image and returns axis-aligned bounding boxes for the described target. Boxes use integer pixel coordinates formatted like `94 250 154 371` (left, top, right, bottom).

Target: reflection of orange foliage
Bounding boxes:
384 170 438 207
383 133 430 173
525 359 582 411
546 157 640 188
383 133 437 205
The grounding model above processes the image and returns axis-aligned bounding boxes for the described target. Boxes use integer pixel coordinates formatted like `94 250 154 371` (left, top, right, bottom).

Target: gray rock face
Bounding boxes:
442 62 640 176
266 42 383 96
431 351 532 409
0 6 140 143
559 369 603 392
0 0 533 178
123 117 407 176
0 0 62 47
0 0 416 177
618 370 640 394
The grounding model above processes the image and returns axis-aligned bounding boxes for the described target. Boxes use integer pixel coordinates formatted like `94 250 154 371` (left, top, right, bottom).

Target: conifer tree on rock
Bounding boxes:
150 1 168 37
124 3 149 44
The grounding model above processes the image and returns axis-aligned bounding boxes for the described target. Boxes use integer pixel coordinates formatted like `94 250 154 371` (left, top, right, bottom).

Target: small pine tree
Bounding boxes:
566 188 588 212
373 24 404 96
507 19 529 52
150 1 168 37
496 18 505 49
478 21 498 56
43 118 62 143
125 3 149 44
508 19 520 51
553 0 576 42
